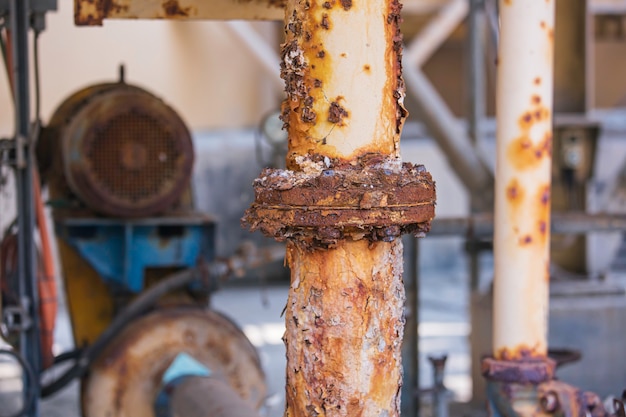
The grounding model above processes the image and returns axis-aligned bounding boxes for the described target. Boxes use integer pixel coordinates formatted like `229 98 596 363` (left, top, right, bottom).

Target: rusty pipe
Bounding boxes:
244 0 435 416
170 377 261 417
493 0 555 360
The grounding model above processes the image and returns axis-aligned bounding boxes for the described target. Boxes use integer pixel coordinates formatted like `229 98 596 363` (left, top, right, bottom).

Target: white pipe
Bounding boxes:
493 0 555 360
222 21 284 94
404 0 468 68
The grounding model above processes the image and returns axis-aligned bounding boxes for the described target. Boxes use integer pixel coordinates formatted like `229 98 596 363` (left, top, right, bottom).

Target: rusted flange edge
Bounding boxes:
482 356 557 384
242 161 436 248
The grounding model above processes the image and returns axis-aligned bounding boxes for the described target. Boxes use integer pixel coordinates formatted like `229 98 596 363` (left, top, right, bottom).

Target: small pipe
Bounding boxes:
493 0 555 360
429 212 626 237
428 355 449 417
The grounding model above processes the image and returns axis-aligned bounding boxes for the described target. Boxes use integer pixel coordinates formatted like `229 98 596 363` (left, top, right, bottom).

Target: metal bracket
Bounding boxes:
0 0 57 31
2 303 32 333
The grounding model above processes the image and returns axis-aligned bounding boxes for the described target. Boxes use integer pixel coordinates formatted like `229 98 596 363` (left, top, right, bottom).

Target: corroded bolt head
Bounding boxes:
540 391 560 413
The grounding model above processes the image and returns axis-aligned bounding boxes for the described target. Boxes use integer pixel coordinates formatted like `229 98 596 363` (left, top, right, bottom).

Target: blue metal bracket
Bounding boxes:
56 215 215 293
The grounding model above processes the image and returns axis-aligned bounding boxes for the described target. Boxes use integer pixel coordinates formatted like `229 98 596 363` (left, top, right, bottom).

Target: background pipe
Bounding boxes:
492 0 555 360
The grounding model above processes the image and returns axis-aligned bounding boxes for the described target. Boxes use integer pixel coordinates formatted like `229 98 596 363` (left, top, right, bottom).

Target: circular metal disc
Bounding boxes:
81 308 267 417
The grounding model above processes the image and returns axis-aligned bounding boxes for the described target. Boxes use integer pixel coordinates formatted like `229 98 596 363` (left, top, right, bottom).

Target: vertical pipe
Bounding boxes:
10 0 42 415
492 0 555 360
281 0 406 415
402 236 419 417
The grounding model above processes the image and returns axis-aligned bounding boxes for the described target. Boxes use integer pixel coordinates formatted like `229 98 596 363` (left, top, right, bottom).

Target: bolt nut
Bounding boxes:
540 391 560 413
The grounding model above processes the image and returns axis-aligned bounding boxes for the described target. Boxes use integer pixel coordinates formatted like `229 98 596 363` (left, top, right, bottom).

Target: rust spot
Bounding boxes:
340 0 352 10
540 21 546 29
323 1 332 8
531 95 541 105
321 13 330 29
317 50 326 58
363 64 371 73
503 0 512 4
340 53 347 58
301 107 317 124
162 0 190 17
534 77 542 85
313 79 322 88
506 177 524 200
328 101 348 124
508 134 551 170
496 344 543 361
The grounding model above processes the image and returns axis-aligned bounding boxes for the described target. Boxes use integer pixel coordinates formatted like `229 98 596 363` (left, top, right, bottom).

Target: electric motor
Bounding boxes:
43 81 194 218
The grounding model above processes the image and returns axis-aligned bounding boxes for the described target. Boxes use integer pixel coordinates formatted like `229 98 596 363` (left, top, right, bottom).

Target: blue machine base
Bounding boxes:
56 214 216 293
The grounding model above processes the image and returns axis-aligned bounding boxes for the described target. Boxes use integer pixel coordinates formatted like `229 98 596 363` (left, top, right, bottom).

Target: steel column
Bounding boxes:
9 0 42 415
493 0 555 361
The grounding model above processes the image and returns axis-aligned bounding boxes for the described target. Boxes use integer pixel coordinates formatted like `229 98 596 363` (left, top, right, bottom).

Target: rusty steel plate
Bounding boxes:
243 160 436 247
60 85 194 217
82 308 266 417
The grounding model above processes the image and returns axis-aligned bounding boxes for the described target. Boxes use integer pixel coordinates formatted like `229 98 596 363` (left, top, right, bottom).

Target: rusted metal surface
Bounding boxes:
482 357 556 385
492 0 555 361
82 307 266 417
72 0 461 25
283 239 405 416
243 0 434 416
74 0 286 24
243 160 435 248
44 82 194 218
279 0 407 167
485 367 610 417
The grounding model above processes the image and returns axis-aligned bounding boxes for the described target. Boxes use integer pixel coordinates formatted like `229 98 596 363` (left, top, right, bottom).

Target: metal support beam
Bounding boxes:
404 0 468 68
222 21 284 95
401 236 419 417
8 0 41 415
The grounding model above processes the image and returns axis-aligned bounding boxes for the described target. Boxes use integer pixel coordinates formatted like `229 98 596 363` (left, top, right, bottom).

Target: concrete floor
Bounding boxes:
0 241 479 417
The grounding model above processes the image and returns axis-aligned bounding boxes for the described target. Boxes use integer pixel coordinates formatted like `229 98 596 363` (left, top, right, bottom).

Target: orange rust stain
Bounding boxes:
506 178 525 214
531 95 541 105
508 106 551 170
534 77 542 85
540 21 546 29
503 0 512 4
495 344 544 361
363 64 371 73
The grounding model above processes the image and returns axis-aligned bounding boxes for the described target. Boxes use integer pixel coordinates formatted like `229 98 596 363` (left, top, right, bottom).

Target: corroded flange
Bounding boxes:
242 158 435 247
482 356 556 384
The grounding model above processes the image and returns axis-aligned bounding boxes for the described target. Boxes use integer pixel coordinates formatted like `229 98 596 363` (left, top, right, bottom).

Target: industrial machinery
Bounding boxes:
36 75 268 416
0 2 269 412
